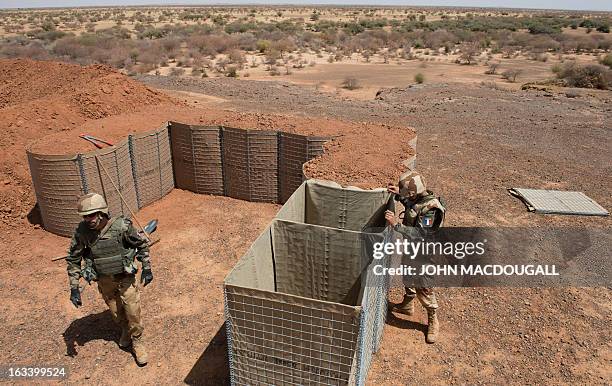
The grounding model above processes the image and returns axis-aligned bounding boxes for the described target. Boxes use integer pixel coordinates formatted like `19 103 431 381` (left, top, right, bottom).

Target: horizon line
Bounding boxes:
1 3 611 13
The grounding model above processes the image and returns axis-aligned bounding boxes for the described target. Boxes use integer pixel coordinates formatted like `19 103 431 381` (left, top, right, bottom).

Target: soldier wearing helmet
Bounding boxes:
66 193 153 366
385 171 446 344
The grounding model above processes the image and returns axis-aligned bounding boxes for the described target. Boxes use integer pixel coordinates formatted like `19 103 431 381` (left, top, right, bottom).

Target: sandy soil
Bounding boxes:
0 59 610 385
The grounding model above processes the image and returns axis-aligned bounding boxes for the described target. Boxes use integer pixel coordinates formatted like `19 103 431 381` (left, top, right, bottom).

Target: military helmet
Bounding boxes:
77 193 109 216
398 171 427 197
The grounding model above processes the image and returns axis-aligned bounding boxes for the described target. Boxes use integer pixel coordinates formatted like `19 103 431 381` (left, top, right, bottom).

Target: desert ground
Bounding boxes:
0 5 611 386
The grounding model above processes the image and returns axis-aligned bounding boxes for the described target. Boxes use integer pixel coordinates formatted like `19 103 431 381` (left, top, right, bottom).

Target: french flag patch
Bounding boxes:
422 216 433 227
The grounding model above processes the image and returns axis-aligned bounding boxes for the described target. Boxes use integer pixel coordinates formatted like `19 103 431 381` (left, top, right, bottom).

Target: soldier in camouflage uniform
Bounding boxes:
67 193 153 365
385 171 446 344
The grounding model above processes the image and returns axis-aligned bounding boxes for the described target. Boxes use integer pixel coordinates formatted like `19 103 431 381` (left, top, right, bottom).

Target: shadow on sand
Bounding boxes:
184 323 230 385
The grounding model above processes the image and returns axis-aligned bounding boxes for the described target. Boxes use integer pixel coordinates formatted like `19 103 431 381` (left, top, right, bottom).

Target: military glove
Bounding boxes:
141 268 153 287
70 288 82 308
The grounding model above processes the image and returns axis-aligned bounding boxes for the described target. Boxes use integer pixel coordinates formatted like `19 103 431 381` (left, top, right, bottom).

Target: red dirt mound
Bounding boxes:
0 59 180 228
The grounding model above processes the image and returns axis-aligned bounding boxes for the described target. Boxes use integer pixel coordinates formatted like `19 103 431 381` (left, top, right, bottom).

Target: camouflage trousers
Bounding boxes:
97 274 144 338
405 287 438 310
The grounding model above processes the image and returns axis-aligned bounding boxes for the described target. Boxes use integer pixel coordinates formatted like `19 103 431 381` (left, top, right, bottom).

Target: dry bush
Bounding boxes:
175 56 191 67
341 76 360 90
169 67 185 76
501 69 522 83
485 62 500 74
480 80 501 90
132 63 156 74
269 65 280 76
227 49 246 67
457 42 480 65
554 62 611 89
265 49 281 64
600 53 612 69
414 73 425 84
226 65 238 77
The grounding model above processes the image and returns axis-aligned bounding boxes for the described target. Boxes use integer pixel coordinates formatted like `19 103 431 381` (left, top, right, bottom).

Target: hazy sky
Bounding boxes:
0 0 610 12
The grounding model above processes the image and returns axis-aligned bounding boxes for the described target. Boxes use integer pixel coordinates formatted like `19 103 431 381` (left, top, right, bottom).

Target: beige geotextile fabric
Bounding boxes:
224 225 275 292
304 180 389 231
272 219 372 305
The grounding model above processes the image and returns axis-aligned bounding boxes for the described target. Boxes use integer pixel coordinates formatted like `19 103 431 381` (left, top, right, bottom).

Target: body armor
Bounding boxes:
88 217 136 275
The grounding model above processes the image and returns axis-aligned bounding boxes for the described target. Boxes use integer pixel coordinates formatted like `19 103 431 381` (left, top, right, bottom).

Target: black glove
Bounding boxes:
70 288 82 308
141 268 153 287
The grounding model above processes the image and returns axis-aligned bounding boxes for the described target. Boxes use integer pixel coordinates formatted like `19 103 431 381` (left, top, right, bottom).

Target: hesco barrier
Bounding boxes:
223 127 279 202
224 180 393 385
27 153 84 237
129 124 174 208
27 125 176 237
27 122 338 237
168 122 333 204
169 122 225 196
78 139 138 221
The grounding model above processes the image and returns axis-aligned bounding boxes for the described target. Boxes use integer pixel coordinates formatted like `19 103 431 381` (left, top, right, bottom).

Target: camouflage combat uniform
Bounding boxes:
394 191 446 310
67 216 151 340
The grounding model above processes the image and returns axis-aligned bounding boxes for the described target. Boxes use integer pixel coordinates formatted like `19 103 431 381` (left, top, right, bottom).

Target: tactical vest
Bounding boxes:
88 217 135 275
403 193 446 230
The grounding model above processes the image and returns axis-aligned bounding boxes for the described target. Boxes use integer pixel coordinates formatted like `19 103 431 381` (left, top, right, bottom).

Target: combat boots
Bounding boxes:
119 326 131 349
132 334 148 366
392 294 415 316
426 308 439 344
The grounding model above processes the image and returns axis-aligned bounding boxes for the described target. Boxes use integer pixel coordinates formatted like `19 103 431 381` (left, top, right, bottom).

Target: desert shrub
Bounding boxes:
341 76 360 90
600 53 612 69
271 38 296 57
480 80 501 90
527 22 560 35
501 69 522 82
169 67 185 76
226 65 238 77
256 39 272 53
175 56 191 67
414 73 425 84
555 62 610 89
532 52 548 62
0 41 50 60
269 65 280 76
132 63 156 74
551 63 562 75
227 49 246 66
457 42 480 65
485 62 500 74
265 49 281 64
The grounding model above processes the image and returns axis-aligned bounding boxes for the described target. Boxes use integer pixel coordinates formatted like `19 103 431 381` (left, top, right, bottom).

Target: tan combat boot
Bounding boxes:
392 295 415 316
426 308 439 344
132 334 148 366
119 326 131 349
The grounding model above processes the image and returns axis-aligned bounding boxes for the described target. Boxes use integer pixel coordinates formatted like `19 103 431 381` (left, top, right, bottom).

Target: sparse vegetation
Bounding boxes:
341 76 361 90
501 69 522 83
600 53 612 69
414 73 425 84
485 62 500 74
553 62 611 89
0 6 610 81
